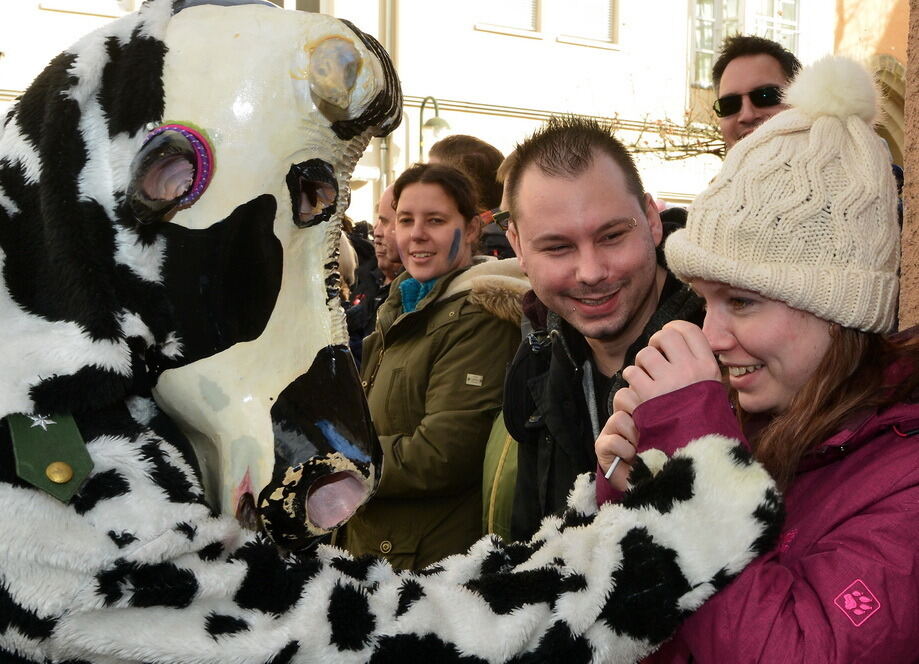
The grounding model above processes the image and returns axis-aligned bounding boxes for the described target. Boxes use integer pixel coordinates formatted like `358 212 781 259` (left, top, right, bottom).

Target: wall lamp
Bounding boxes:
418 95 450 160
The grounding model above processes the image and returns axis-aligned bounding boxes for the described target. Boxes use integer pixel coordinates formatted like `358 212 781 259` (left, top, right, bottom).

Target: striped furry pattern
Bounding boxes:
0 1 782 661
1 412 781 663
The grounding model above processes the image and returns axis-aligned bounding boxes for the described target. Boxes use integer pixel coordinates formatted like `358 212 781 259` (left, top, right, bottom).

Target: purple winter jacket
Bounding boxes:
597 375 919 663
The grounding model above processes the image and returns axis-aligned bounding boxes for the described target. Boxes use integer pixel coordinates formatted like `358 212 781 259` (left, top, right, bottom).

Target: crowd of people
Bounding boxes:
337 33 918 660
0 0 914 655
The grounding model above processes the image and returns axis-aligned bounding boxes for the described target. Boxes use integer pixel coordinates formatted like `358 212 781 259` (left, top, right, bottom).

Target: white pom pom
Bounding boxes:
784 55 878 122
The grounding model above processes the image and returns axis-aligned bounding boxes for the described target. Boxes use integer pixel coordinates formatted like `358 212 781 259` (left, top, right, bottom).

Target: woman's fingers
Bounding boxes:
614 410 638 446
625 322 722 403
595 430 636 492
660 321 721 375
600 410 638 445
647 326 695 366
621 364 655 402
597 410 638 492
612 386 641 415
633 346 670 380
596 432 636 464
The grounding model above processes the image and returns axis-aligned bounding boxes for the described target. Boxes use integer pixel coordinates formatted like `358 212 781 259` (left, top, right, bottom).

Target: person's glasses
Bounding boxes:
712 85 783 118
481 208 511 231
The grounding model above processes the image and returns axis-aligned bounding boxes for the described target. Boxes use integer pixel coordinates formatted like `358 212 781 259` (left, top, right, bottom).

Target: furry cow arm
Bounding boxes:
0 431 779 664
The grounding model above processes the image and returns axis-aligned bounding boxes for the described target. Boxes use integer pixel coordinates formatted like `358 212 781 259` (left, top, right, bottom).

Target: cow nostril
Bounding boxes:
298 177 337 226
235 491 261 532
286 159 338 228
305 471 367 529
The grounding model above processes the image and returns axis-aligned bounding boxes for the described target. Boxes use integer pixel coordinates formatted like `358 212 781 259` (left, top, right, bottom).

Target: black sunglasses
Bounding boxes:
712 85 783 118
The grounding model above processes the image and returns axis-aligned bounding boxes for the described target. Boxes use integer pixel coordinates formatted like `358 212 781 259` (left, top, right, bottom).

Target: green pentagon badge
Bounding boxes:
7 413 93 503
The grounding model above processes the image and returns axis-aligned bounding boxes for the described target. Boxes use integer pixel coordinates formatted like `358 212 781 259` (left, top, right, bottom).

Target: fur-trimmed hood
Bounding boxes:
439 256 529 325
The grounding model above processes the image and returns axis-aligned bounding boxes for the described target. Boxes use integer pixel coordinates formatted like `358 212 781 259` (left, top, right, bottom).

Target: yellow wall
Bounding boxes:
834 0 908 65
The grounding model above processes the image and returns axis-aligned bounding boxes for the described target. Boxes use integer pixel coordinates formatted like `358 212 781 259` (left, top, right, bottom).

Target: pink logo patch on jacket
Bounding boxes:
777 528 798 552
834 580 881 627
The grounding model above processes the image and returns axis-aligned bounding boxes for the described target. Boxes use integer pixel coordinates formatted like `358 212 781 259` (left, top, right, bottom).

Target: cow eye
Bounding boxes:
128 124 214 224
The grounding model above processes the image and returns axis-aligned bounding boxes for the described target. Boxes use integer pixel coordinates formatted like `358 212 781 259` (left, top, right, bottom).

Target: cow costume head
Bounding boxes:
0 0 399 550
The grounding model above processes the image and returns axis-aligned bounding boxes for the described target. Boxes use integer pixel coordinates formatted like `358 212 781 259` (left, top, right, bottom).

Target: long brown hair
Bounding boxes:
740 326 919 489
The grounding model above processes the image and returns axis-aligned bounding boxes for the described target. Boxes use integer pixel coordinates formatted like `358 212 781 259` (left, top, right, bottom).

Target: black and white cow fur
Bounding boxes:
0 1 782 662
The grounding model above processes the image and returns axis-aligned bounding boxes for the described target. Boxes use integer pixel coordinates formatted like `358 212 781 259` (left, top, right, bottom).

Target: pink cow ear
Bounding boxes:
128 124 214 224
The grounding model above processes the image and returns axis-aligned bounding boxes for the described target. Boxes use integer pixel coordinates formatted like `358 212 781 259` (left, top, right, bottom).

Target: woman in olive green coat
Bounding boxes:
344 163 527 570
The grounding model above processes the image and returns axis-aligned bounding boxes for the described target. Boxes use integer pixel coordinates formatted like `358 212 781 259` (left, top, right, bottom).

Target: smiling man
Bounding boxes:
713 35 801 149
503 117 704 541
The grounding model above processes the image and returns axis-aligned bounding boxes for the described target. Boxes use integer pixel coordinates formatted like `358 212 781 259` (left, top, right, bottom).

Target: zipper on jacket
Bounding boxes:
549 326 581 373
487 430 515 534
366 346 385 390
364 315 388 391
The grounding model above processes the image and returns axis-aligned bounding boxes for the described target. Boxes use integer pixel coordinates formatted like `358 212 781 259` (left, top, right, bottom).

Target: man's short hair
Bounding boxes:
505 116 645 220
429 134 504 210
712 34 802 91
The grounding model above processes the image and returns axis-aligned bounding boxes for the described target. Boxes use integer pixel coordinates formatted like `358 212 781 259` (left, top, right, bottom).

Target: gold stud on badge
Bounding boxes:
45 461 74 484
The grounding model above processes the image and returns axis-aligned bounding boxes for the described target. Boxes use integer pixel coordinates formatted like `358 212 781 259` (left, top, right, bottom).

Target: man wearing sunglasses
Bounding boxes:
712 35 801 149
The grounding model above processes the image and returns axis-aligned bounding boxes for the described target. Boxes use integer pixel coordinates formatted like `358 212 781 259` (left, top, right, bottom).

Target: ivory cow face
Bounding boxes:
139 3 398 549
0 0 398 549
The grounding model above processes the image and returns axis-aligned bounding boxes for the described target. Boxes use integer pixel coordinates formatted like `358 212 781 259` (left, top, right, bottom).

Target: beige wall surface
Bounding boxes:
835 0 907 64
0 1 130 113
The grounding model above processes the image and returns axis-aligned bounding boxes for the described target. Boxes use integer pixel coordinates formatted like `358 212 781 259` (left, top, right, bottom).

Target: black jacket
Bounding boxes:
503 221 704 541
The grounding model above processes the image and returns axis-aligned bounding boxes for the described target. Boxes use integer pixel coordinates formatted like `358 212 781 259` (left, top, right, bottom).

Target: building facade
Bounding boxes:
0 1 904 226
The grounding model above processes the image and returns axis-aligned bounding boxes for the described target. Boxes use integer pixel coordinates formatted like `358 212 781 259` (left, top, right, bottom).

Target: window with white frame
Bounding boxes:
480 0 538 32
479 0 619 44
690 0 798 87
37 0 133 17
692 0 742 87
750 0 798 53
555 0 618 43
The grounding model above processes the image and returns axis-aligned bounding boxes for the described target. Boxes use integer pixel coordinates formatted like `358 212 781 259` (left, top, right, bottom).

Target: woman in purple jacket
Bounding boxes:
596 56 919 662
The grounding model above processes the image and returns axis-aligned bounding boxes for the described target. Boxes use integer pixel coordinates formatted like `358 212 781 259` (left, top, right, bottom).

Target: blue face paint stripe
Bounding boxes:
448 228 462 263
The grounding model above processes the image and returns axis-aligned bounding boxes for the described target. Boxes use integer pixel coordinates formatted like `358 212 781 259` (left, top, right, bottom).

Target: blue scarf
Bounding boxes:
399 277 438 313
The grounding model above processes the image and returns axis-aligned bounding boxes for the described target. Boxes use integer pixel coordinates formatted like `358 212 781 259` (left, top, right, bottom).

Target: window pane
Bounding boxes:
778 29 797 51
696 19 715 49
752 0 799 54
696 0 715 21
723 0 741 20
723 17 740 38
695 52 714 87
482 0 537 30
556 0 617 41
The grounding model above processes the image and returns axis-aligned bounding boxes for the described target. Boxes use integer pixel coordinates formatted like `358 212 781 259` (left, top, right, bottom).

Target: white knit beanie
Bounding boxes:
665 56 900 333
